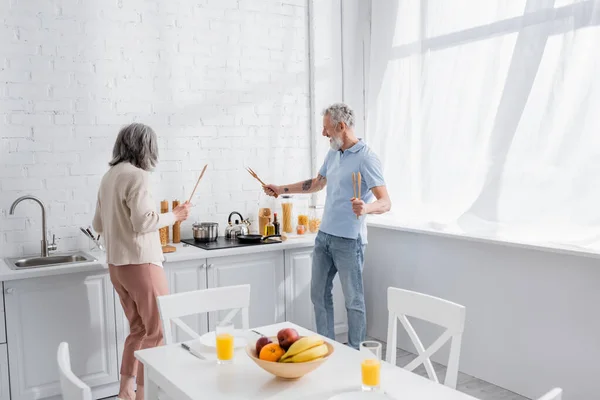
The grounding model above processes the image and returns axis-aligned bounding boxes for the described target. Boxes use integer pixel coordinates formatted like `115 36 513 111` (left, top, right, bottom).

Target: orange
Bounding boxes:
259 343 285 362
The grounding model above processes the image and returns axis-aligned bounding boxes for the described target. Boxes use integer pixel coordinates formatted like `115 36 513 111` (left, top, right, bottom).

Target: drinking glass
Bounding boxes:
215 322 235 364
360 341 382 392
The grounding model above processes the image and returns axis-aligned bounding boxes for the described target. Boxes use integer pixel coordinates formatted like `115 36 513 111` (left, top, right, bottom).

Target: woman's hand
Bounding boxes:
173 202 192 222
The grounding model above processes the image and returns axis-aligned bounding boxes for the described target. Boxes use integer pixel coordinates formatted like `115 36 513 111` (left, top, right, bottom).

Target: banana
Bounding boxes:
283 343 328 363
279 336 325 362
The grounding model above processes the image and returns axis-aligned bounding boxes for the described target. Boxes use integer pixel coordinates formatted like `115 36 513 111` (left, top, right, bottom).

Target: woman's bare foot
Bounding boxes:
135 385 144 400
118 375 136 400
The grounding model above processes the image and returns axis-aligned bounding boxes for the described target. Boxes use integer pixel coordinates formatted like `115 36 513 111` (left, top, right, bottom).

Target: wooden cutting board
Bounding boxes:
162 245 176 253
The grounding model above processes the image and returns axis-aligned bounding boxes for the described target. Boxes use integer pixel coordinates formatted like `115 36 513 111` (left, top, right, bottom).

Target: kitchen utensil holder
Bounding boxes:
80 227 105 252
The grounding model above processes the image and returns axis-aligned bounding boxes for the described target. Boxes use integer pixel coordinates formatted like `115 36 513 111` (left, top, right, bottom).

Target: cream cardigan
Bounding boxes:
92 162 175 266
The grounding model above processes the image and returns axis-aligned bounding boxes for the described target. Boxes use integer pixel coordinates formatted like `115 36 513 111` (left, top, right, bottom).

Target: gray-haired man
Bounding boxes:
264 103 391 349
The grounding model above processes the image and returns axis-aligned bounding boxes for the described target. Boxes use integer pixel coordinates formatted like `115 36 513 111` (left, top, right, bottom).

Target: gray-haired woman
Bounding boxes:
92 123 190 400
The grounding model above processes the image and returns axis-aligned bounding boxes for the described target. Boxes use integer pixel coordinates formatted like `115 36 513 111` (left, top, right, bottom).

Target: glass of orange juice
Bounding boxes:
360 341 382 392
215 322 235 364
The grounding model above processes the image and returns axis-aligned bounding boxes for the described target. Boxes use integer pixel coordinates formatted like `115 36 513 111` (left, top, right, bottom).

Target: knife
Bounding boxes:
251 329 266 337
181 342 206 360
80 227 94 240
86 227 95 240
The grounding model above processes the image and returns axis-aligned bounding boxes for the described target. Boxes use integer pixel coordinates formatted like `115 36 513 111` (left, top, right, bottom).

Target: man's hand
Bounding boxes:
263 184 281 197
351 198 367 217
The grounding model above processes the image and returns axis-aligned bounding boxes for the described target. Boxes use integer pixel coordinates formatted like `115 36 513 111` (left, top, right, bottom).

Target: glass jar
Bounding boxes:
308 205 324 234
296 196 309 230
280 195 294 234
257 192 274 235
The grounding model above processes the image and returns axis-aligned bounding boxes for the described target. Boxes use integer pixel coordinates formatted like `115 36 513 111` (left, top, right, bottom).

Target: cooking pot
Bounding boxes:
192 222 219 242
225 211 250 239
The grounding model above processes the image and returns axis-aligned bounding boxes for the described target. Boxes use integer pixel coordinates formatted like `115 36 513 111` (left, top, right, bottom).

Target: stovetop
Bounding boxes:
181 236 281 250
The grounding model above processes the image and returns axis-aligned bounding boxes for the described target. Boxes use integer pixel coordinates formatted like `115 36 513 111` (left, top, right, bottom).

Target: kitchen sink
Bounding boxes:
4 251 97 270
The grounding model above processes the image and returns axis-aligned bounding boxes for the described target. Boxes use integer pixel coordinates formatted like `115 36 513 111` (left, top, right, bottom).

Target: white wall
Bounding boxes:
0 0 311 257
364 226 599 400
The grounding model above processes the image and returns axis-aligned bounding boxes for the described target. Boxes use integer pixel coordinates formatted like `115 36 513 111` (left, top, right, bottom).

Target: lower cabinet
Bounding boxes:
4 271 119 400
158 252 286 341
207 252 285 330
0 344 9 400
284 248 349 341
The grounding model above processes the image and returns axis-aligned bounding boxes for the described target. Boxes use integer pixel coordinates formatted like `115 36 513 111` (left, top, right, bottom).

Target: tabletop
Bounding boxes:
135 322 480 400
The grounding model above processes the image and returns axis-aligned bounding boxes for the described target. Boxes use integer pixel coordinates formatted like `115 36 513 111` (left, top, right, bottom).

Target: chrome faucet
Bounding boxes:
9 195 57 257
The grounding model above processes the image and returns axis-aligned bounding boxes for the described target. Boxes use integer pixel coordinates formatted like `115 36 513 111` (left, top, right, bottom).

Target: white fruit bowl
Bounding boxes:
245 336 335 379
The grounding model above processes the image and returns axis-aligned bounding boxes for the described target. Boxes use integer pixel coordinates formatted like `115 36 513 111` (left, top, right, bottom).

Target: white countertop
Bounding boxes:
0 234 317 282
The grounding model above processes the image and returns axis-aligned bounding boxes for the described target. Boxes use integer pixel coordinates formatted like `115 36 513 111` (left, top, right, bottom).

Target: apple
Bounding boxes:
277 328 299 350
255 336 272 355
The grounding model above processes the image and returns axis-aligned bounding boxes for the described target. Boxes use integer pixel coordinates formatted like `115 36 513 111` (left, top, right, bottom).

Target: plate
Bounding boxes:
328 392 391 400
198 330 248 349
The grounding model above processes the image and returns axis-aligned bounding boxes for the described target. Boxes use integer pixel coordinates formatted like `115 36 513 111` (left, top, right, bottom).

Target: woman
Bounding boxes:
92 123 191 400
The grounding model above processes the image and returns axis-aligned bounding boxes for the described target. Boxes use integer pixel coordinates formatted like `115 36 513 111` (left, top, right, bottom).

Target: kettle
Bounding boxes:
225 211 250 239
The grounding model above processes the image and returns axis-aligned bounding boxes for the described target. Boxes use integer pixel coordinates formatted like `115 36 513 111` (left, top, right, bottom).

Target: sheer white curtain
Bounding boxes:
367 0 600 250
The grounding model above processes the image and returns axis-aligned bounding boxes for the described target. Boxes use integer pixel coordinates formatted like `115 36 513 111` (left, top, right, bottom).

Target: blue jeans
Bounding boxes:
311 231 366 349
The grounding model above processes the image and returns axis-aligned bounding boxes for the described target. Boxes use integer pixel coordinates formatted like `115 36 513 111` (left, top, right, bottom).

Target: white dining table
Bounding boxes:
135 322 480 400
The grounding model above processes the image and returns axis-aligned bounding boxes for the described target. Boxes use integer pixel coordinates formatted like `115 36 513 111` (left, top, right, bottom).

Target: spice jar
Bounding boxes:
280 195 294 234
308 205 323 234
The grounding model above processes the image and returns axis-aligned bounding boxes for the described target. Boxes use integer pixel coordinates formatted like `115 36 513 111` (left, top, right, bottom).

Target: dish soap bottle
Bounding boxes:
273 213 280 235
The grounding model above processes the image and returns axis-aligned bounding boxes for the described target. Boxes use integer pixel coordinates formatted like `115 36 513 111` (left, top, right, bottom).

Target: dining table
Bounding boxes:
134 322 480 400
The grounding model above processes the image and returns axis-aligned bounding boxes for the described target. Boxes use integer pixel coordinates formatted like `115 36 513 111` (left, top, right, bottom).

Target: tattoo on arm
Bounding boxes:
284 187 289 192
317 175 325 181
301 179 313 191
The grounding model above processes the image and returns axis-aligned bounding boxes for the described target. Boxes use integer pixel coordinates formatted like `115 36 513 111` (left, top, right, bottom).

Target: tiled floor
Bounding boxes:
379 339 530 400
102 341 530 400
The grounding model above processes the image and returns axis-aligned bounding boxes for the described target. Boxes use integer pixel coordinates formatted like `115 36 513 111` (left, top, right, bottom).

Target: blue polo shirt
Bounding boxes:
318 139 386 243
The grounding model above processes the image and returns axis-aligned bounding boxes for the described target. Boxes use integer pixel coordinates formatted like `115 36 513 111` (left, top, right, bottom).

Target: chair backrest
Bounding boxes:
538 388 562 400
157 284 251 345
385 287 466 389
56 343 93 400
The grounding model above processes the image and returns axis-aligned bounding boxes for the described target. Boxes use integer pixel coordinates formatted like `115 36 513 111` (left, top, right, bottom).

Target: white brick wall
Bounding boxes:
0 0 311 257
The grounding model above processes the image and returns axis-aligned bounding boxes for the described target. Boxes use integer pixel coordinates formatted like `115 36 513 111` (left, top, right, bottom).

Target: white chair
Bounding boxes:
56 342 92 400
157 284 251 345
385 287 466 389
538 388 562 400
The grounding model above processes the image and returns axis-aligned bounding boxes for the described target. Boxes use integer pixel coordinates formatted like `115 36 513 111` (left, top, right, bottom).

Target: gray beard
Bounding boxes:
329 137 343 151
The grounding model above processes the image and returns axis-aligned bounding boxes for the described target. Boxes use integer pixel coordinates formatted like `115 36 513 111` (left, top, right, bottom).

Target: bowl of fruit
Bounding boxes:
245 328 334 379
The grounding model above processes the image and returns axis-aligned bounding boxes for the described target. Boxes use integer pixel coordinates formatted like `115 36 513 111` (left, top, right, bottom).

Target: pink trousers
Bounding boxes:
109 263 169 386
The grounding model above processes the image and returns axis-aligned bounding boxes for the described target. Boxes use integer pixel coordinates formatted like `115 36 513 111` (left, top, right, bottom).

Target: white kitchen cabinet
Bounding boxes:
0 344 9 400
284 248 348 342
166 260 209 342
4 271 119 400
0 285 5 344
116 261 210 355
207 251 285 330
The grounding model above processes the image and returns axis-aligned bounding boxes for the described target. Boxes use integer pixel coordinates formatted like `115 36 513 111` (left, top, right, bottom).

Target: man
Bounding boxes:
263 103 391 349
